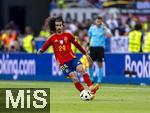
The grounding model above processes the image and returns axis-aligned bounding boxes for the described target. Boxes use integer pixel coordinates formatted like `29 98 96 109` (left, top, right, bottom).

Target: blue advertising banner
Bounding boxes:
0 53 70 82
103 53 150 85
0 53 150 85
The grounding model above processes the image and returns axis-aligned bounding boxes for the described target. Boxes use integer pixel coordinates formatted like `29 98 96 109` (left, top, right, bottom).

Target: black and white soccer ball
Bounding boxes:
80 89 92 101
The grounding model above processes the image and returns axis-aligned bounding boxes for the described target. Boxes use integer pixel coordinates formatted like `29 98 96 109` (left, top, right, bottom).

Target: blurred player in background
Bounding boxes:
37 16 99 99
88 15 112 85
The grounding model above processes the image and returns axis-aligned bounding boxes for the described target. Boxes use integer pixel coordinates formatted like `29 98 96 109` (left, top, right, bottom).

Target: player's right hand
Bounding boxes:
85 54 93 65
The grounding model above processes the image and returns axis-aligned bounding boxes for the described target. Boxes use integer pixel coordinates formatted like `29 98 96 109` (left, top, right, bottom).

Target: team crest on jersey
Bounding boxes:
60 40 63 44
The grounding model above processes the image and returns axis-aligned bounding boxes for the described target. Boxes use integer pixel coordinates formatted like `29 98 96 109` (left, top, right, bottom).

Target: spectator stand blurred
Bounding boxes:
37 16 53 53
22 26 36 53
1 0 150 53
0 21 19 52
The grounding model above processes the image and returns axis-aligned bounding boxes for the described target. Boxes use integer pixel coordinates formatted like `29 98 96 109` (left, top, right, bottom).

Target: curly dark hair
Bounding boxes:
49 16 64 33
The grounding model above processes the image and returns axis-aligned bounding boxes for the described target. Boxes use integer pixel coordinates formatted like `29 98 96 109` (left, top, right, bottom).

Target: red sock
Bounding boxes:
74 82 84 92
83 73 92 87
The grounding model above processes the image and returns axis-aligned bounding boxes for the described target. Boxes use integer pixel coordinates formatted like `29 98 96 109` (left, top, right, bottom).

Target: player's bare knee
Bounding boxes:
72 76 79 83
73 75 78 82
69 72 79 83
76 65 86 75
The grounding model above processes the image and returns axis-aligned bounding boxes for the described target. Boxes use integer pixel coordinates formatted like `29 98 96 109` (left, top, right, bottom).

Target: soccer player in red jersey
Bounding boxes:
38 16 99 98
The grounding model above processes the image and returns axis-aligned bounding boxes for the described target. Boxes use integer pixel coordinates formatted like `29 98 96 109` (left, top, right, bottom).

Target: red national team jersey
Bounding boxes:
41 32 86 65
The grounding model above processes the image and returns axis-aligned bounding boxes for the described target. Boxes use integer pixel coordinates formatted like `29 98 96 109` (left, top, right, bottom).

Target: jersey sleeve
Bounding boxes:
40 36 53 52
68 33 87 55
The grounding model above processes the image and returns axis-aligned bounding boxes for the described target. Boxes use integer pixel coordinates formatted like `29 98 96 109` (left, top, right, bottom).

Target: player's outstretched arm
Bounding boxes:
70 36 93 64
71 38 86 55
37 37 53 54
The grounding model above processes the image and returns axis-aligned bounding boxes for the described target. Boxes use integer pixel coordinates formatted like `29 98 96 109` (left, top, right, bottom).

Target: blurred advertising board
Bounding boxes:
0 53 69 82
110 36 128 53
0 53 150 85
51 8 102 22
104 53 150 85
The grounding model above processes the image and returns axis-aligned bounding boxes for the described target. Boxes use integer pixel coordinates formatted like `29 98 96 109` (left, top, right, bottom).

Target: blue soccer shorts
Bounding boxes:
60 58 82 77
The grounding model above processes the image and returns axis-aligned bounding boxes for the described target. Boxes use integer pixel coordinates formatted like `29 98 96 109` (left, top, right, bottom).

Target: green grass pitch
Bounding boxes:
0 81 150 113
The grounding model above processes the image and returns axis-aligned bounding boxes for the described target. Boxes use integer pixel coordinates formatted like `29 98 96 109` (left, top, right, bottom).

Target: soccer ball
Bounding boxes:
80 89 92 101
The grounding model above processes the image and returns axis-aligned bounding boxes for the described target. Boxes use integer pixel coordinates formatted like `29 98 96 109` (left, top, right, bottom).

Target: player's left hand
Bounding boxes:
37 49 42 54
